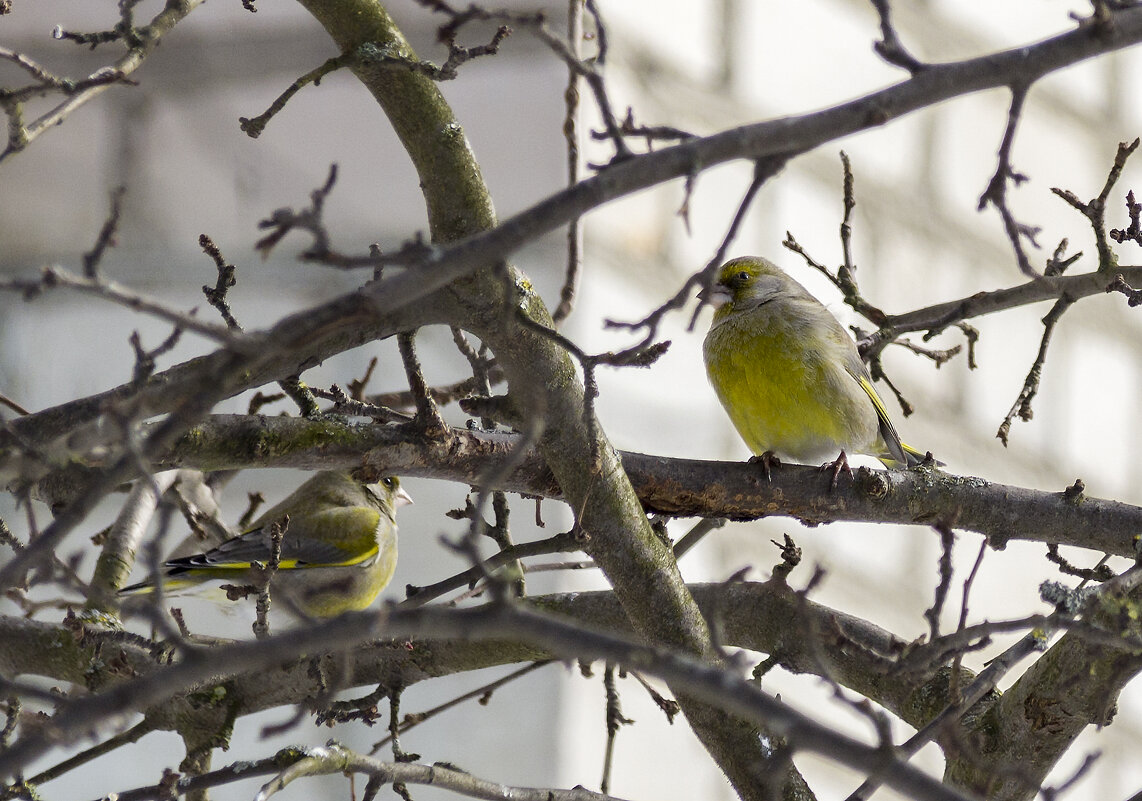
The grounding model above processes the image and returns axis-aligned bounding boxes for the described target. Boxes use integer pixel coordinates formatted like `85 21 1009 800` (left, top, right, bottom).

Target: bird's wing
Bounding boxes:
164 508 382 574
849 368 909 466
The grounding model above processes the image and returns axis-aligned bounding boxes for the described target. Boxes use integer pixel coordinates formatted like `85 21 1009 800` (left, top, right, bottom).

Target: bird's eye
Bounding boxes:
382 477 395 489
736 271 750 282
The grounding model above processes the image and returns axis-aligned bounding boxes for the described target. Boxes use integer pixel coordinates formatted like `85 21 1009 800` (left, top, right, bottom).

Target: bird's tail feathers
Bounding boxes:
879 442 944 469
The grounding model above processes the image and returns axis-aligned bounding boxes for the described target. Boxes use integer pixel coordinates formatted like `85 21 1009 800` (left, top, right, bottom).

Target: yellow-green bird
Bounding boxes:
701 256 930 468
121 471 411 618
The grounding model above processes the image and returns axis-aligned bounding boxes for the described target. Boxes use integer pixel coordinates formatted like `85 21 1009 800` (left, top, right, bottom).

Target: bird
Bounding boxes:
120 470 412 618
700 255 932 470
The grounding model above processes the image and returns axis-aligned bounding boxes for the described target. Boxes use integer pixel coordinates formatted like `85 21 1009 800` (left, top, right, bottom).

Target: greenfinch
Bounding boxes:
701 256 930 468
121 471 411 618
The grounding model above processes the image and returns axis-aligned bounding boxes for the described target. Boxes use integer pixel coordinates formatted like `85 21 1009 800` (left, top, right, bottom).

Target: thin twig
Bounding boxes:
1105 272 1142 306
1109 189 1142 247
198 235 242 331
948 538 989 703
672 517 727 560
128 328 183 387
402 531 582 608
413 0 631 163
312 384 410 424
600 663 632 795
369 662 551 753
923 520 957 641
239 54 355 139
1052 137 1140 272
869 0 926 73
606 156 782 355
978 85 1040 277
0 391 29 416
1 265 245 349
553 0 584 325
398 330 449 437
996 295 1075 446
1 1 206 162
83 186 127 278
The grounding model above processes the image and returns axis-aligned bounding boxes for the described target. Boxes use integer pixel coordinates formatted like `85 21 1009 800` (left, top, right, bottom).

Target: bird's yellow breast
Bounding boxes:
703 306 878 461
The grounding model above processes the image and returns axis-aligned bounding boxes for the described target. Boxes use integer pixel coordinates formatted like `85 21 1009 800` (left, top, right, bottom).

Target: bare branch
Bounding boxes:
1052 137 1140 271
240 53 355 139
22 413 1141 559
198 235 242 331
83 186 127 278
1105 271 1142 305
0 1 208 162
0 265 245 350
978 85 1040 277
869 0 927 73
5 603 974 801
996 295 1075 446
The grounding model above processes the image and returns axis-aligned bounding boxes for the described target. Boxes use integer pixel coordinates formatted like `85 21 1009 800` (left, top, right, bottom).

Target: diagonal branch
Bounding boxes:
996 295 1075 446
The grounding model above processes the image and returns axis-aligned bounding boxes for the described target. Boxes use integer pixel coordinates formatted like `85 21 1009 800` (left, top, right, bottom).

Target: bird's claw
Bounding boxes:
748 451 781 482
820 450 852 490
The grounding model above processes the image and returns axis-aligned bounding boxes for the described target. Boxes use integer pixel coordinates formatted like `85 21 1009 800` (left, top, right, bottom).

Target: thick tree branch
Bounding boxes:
945 571 1142 801
4 583 914 732
19 577 1138 801
0 594 982 801
68 415 1142 559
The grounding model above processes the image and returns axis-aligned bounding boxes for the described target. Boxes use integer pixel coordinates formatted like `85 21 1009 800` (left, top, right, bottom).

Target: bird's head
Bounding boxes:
698 256 790 312
368 476 413 510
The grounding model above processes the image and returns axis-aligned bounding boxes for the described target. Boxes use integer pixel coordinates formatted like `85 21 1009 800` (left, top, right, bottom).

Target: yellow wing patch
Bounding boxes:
853 371 908 466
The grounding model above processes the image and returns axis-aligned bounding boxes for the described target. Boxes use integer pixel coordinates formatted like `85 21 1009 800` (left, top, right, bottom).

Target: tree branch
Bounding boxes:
117 415 1142 558
0 0 210 162
0 595 979 801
